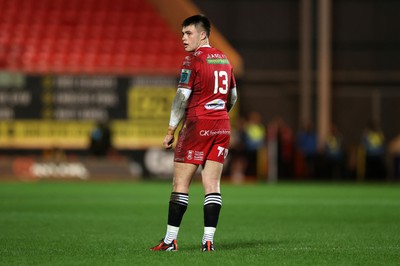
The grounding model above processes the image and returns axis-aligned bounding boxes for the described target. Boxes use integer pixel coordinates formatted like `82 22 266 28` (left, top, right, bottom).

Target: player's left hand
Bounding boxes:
163 134 175 149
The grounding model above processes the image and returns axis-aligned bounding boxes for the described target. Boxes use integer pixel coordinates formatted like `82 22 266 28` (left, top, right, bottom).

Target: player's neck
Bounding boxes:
196 42 211 51
199 38 210 47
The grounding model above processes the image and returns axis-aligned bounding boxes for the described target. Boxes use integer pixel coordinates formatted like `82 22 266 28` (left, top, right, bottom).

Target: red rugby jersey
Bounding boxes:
177 46 236 120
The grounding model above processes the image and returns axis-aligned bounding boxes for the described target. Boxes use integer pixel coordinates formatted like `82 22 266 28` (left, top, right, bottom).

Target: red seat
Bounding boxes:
0 0 184 75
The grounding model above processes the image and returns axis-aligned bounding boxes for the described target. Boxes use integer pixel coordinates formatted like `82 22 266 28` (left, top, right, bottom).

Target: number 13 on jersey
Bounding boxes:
213 70 228 94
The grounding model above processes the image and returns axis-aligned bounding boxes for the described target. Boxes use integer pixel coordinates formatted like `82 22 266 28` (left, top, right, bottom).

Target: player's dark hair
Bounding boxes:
182 14 211 37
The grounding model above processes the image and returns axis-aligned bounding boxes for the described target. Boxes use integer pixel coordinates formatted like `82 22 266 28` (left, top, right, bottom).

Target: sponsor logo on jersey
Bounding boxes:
183 56 191 66
205 99 225 110
207 53 226 59
206 58 230 64
179 69 191 84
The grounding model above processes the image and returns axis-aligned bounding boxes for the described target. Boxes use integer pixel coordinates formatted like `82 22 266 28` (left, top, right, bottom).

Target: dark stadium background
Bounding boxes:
1 0 399 182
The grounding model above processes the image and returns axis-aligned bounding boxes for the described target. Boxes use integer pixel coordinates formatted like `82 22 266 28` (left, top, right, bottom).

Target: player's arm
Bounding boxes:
227 70 237 112
163 87 192 149
227 86 237 112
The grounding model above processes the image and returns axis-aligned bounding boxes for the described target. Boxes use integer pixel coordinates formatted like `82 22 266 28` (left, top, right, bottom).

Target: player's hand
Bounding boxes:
163 134 175 149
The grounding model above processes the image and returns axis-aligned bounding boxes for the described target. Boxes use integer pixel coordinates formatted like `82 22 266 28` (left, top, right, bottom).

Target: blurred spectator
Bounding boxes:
267 118 279 182
296 120 317 178
361 120 386 180
267 117 294 180
229 117 248 183
243 111 265 177
324 123 344 180
89 121 112 157
277 119 295 179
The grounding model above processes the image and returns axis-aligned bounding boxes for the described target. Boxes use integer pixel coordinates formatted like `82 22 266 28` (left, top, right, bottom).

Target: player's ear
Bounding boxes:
201 31 207 40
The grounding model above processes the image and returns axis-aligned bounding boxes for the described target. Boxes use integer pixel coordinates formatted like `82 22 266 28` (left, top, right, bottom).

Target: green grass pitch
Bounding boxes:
1 181 399 265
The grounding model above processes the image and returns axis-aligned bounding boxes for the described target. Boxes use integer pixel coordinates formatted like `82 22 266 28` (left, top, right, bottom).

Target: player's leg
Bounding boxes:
201 160 224 251
199 119 230 251
151 162 198 251
166 162 198 242
202 160 223 194
172 162 198 193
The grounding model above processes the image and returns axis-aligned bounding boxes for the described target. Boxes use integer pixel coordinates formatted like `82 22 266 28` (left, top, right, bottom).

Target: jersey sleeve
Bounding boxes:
177 55 196 90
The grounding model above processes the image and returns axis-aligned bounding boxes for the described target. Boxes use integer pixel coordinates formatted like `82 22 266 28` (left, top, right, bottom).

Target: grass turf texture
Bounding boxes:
0 181 399 266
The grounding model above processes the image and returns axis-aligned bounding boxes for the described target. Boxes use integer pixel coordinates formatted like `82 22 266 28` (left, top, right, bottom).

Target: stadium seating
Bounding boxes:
0 0 186 75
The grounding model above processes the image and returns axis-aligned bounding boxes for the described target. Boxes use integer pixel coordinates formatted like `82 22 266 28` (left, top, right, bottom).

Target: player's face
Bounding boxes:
181 24 205 52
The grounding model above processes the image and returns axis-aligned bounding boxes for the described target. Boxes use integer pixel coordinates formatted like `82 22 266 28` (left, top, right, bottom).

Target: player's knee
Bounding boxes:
203 181 220 194
172 178 190 193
